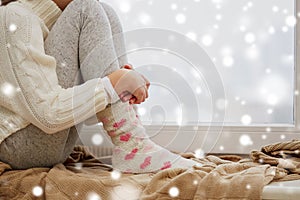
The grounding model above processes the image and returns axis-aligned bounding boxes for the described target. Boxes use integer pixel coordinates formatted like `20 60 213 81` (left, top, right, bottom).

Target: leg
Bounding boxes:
100 2 128 67
0 0 123 169
91 3 200 173
0 125 77 169
45 0 125 125
0 0 98 169
97 101 199 173
0 0 105 170
51 0 198 173
0 0 124 169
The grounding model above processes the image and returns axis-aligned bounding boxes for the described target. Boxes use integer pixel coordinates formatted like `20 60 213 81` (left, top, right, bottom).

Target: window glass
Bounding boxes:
102 0 295 125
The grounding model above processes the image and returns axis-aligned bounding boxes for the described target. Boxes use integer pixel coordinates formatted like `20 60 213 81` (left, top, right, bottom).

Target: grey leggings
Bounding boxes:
0 0 127 169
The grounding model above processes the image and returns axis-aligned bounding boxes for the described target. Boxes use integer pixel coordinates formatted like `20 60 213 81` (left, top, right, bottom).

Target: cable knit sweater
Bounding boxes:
0 0 111 142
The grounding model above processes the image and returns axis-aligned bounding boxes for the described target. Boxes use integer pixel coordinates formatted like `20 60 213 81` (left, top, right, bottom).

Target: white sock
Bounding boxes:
97 101 199 173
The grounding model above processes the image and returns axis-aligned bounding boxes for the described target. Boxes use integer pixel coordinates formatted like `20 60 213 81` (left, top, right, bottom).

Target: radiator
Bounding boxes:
86 146 113 157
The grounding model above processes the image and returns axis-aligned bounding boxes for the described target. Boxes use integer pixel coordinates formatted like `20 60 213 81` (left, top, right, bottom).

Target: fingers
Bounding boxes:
119 91 132 102
140 74 150 89
145 85 149 99
129 96 137 104
131 86 147 104
130 74 149 104
119 91 130 100
120 86 148 104
118 89 144 104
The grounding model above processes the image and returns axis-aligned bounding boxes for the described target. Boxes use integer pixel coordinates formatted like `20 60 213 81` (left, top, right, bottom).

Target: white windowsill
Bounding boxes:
262 180 300 200
79 124 300 154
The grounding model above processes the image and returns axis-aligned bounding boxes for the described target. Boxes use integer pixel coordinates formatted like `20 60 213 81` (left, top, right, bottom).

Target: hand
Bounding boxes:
107 68 150 104
121 64 150 104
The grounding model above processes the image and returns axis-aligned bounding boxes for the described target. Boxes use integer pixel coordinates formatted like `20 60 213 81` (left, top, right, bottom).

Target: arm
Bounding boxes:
4 8 109 133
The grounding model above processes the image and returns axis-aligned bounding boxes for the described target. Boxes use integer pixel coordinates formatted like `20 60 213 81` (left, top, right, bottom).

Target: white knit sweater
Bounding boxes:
0 0 110 142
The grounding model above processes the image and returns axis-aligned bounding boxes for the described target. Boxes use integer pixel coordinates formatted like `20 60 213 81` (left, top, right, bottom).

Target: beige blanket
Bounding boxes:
251 139 300 180
0 144 298 200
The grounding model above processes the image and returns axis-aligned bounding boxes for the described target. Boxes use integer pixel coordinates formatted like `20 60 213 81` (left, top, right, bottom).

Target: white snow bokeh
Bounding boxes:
282 26 288 32
246 184 251 190
91 134 103 146
87 192 101 200
268 26 276 34
241 100 246 106
267 109 273 114
194 148 205 159
241 115 252 125
175 13 186 24
171 3 177 10
1 82 15 97
262 134 267 140
186 31 197 41
100 0 294 125
111 183 141 199
169 187 180 197
244 32 256 44
239 134 253 146
222 56 234 67
139 13 152 25
119 1 131 13
32 186 43 197
111 170 122 180
285 15 297 27
8 24 17 32
202 34 214 46
272 6 279 13
215 14 222 21
137 107 147 116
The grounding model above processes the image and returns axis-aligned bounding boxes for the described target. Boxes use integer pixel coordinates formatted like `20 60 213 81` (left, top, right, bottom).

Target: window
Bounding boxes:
88 0 300 153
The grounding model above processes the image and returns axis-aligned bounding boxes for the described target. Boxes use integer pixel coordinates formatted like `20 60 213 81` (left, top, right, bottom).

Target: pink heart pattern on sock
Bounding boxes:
140 156 152 169
113 119 126 129
125 148 138 160
160 161 172 170
120 133 132 142
98 101 199 173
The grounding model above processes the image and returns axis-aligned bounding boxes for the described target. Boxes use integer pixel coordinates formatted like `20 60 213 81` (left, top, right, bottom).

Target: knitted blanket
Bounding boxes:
251 139 300 181
0 143 299 200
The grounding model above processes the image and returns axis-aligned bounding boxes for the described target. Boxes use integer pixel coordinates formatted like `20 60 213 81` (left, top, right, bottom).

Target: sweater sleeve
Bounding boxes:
4 7 109 133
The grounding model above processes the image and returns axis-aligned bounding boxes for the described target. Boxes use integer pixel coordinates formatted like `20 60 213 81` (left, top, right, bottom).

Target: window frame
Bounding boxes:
143 0 300 154
83 1 299 154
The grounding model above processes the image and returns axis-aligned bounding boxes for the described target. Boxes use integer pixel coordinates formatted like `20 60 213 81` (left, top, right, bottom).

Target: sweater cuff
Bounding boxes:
101 77 120 104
